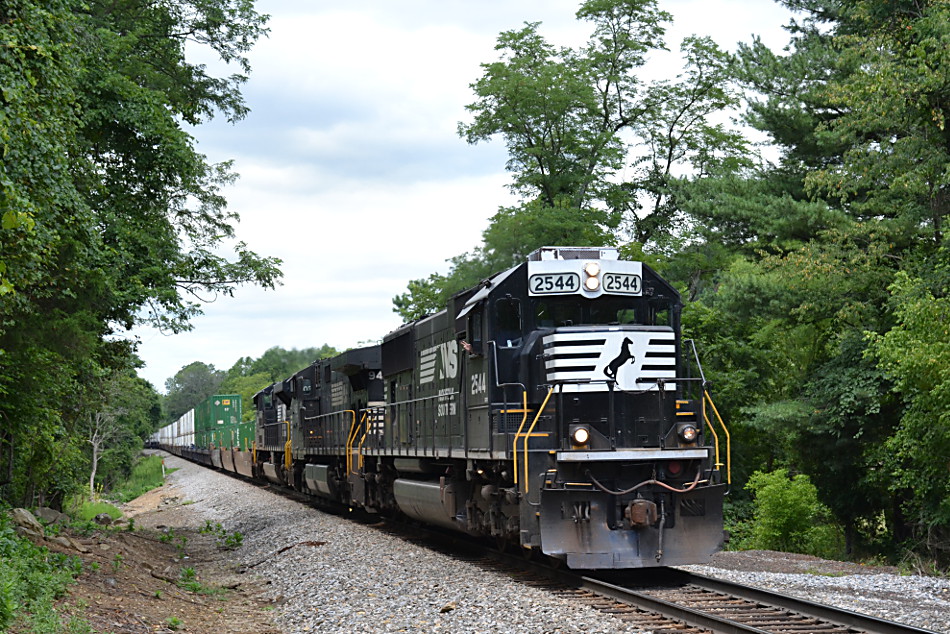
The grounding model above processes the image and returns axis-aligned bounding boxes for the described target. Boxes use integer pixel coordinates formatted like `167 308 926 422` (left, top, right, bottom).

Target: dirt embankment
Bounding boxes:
22 483 280 634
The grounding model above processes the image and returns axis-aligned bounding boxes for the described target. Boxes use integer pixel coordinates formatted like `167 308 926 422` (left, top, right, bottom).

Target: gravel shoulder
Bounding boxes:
47 452 950 633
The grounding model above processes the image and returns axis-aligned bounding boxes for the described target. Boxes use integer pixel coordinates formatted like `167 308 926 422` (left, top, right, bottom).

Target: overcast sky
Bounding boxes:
132 0 794 391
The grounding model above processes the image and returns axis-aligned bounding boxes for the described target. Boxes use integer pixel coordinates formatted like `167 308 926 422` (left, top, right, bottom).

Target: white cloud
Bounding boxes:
134 0 794 391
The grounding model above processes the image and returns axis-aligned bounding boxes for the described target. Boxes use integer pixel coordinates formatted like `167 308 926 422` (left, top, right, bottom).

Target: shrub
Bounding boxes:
743 468 844 558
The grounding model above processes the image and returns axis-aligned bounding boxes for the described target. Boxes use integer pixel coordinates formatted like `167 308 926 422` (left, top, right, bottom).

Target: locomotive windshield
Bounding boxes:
534 297 675 328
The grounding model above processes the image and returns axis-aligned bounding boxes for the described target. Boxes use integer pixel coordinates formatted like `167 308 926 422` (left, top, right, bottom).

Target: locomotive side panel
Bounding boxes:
411 312 463 456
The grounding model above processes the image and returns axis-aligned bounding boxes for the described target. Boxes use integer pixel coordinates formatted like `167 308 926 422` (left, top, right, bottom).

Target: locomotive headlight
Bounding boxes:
583 262 601 291
677 424 698 443
571 425 590 447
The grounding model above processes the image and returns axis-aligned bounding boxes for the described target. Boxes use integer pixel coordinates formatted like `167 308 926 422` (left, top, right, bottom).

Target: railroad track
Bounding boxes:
380 525 943 634
173 454 942 634
566 568 941 634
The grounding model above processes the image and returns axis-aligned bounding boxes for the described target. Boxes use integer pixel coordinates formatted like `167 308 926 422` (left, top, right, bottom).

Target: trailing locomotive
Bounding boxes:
155 246 730 569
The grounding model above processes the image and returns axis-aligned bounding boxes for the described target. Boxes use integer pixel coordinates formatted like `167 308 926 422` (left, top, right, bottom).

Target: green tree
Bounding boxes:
395 0 745 321
678 0 950 563
76 0 281 334
869 268 950 565
164 362 226 423
219 372 271 422
85 372 162 494
0 0 279 508
245 345 339 383
212 346 340 421
804 1 950 244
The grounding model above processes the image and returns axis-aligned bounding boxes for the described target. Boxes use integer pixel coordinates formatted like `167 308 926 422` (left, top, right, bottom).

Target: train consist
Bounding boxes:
154 246 731 569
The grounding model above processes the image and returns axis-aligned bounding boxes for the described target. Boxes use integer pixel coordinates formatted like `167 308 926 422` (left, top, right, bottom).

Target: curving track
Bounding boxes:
569 568 941 634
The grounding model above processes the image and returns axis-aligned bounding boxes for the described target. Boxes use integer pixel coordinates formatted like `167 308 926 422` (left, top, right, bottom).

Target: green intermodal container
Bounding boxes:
236 421 255 450
195 394 242 449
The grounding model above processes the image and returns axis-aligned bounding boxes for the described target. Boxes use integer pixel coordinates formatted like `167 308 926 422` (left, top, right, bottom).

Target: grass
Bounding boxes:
72 501 123 523
200 520 244 550
0 454 171 632
112 455 170 502
176 568 227 597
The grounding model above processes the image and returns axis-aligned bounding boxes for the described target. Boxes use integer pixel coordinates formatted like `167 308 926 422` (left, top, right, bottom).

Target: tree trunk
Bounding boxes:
89 442 100 498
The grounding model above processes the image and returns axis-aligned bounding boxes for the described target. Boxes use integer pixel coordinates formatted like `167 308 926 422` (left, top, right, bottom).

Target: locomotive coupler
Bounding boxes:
625 498 658 528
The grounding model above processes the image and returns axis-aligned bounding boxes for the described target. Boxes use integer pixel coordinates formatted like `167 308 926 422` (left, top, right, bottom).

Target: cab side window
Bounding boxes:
467 310 484 355
495 297 522 348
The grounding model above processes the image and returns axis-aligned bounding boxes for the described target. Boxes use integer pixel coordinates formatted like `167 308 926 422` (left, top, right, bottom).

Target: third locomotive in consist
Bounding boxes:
156 246 731 569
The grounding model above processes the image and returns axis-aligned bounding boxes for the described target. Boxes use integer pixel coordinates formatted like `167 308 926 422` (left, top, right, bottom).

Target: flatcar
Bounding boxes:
155 246 731 569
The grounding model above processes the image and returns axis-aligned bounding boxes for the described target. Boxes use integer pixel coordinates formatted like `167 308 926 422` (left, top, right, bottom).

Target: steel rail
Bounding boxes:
582 567 941 634
668 569 940 634
572 573 775 634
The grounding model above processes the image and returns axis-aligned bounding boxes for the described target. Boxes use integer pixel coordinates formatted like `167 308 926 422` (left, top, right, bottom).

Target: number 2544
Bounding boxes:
471 373 487 395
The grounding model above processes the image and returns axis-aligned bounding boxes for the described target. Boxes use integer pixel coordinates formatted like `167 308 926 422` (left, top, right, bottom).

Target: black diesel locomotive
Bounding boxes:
161 246 731 569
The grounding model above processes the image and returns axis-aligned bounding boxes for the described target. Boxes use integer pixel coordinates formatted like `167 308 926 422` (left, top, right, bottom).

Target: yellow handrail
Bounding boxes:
343 410 358 476
522 387 554 493
284 420 292 472
355 411 369 470
509 391 530 485
356 408 382 470
703 391 731 484
701 398 721 470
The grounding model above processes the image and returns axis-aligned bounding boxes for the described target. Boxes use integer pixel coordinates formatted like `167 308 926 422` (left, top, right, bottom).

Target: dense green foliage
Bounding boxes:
0 0 280 510
735 469 842 557
163 362 227 423
0 510 85 632
110 455 168 504
397 0 950 567
228 344 341 384
217 345 339 422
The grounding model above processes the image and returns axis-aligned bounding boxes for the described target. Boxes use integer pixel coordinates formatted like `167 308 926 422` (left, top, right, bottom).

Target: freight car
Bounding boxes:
152 394 250 473
155 246 731 569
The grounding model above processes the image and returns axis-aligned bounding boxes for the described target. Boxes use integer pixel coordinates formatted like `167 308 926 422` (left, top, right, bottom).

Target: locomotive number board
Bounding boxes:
603 272 642 294
529 273 580 294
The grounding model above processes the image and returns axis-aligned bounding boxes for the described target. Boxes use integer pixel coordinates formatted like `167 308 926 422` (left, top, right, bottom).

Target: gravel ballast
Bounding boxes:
161 453 950 633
